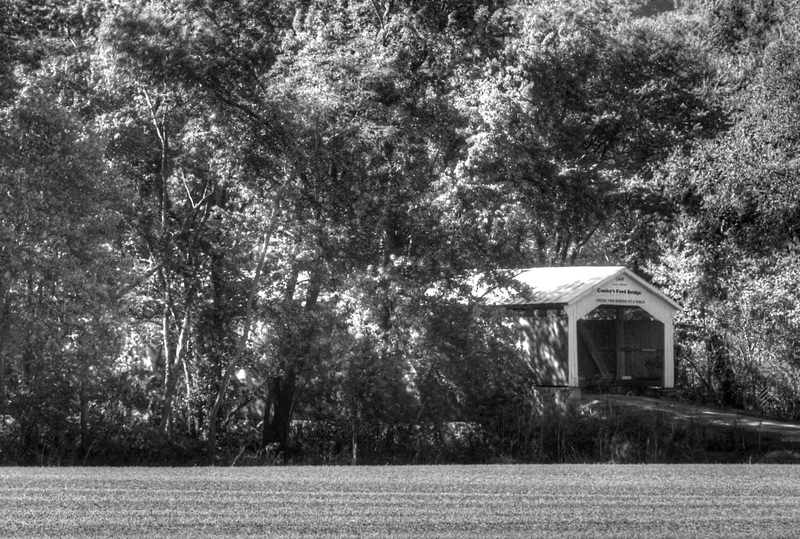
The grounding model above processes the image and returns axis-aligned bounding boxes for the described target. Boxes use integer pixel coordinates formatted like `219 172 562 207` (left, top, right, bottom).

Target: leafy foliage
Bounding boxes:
2 0 800 464
649 24 800 413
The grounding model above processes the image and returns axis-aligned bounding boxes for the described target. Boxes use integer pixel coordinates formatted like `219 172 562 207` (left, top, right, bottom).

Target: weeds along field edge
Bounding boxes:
1 465 800 538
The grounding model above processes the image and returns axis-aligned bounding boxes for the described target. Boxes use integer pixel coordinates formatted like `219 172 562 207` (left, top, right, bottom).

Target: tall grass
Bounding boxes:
0 399 787 466
225 401 780 466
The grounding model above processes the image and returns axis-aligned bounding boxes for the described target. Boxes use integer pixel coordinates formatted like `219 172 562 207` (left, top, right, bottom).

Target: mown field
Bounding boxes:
2 465 799 538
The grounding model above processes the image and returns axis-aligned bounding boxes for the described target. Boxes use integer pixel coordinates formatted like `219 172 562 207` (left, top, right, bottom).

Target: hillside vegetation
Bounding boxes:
1 0 800 464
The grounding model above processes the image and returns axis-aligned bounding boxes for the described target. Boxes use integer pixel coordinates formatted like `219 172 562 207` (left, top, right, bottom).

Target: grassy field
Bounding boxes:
2 465 799 538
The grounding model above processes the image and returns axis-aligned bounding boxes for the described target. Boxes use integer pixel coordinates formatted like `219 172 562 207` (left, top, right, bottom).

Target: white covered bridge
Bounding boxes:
496 266 680 393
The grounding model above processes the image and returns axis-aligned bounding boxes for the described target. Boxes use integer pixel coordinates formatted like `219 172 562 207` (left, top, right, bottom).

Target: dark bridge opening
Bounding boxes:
578 306 664 388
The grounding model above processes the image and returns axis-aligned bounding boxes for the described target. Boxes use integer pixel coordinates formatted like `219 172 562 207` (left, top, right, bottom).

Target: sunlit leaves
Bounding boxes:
645 9 800 409
455 2 720 266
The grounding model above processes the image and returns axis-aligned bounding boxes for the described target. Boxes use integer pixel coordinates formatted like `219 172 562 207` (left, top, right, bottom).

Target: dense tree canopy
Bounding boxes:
2 0 800 464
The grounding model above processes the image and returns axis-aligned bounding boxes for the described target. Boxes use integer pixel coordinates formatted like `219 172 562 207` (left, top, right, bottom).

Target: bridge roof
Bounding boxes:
499 266 680 310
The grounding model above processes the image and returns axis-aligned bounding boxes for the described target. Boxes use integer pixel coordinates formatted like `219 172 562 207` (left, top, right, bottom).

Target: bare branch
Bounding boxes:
111 264 163 302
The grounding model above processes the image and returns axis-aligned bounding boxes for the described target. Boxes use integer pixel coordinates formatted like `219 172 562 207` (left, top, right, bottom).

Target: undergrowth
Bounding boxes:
1 400 789 465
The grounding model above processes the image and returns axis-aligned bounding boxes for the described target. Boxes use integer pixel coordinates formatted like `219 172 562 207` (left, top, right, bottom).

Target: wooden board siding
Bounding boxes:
519 314 568 386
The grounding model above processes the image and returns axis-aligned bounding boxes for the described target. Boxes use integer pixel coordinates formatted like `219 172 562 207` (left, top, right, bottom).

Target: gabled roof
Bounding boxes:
500 266 680 310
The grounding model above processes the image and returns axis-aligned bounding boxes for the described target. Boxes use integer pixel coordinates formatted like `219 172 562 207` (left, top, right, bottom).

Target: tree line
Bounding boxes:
1 0 799 465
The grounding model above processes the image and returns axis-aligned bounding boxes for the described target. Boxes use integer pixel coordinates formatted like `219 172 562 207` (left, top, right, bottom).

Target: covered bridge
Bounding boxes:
499 266 680 392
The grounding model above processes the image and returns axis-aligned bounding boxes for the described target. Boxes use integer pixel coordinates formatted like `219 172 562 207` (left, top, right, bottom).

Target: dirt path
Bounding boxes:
583 393 800 444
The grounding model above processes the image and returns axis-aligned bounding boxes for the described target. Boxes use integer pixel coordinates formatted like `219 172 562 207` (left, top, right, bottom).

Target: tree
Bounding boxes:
455 1 723 267
12 0 800 463
649 22 800 411
102 0 537 463
0 32 125 461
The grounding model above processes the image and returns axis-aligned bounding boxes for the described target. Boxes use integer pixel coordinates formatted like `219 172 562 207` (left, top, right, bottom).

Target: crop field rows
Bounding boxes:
2 465 799 538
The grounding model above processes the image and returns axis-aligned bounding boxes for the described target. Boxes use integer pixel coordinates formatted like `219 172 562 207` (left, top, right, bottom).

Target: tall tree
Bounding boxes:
0 0 125 461
455 1 723 267
102 0 533 462
648 8 800 411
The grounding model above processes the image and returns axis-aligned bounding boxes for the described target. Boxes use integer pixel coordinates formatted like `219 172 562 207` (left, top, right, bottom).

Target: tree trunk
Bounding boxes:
259 261 323 454
79 376 88 452
159 293 193 438
352 415 358 465
710 333 736 407
206 176 289 464
158 287 175 436
0 282 10 418
261 373 297 453
142 89 170 230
